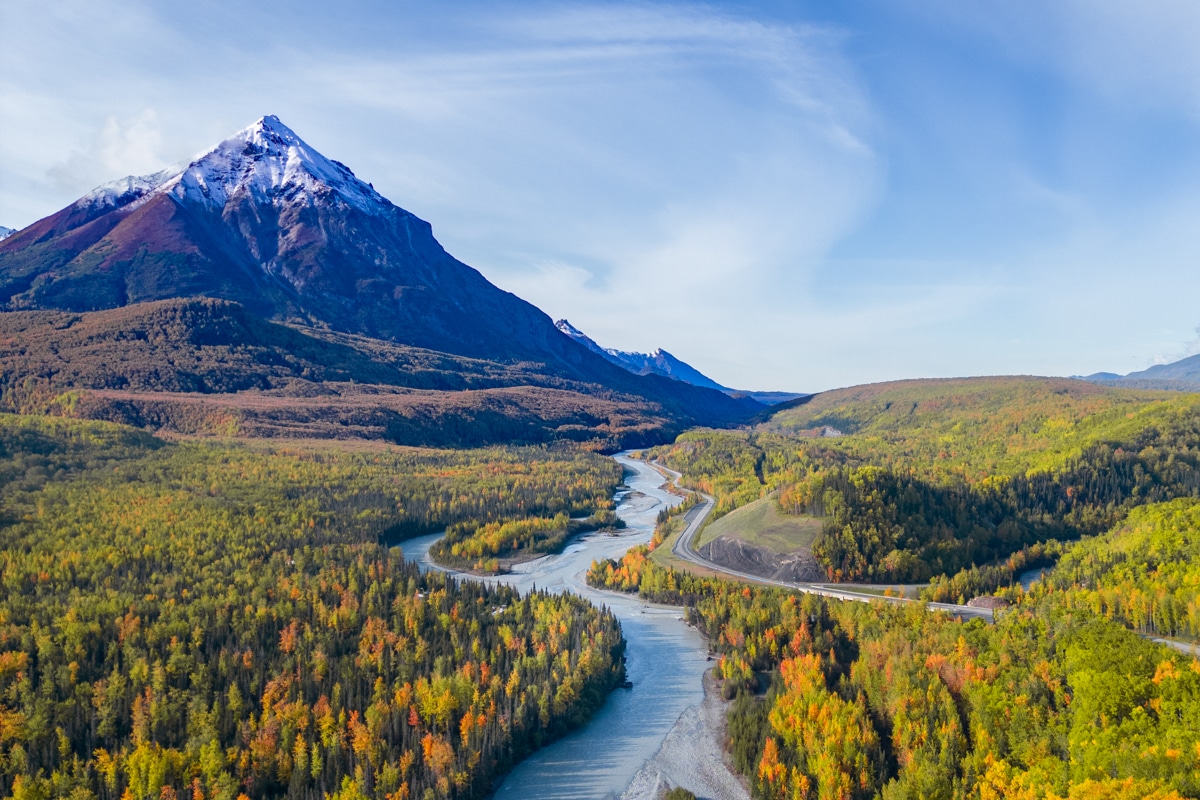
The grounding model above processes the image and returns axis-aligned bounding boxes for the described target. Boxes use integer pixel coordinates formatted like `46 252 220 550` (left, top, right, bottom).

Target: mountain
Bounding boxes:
1123 354 1200 386
1076 354 1200 392
0 226 13 241
555 318 729 389
0 116 762 445
554 318 807 405
611 348 730 391
553 319 628 367
0 116 580 364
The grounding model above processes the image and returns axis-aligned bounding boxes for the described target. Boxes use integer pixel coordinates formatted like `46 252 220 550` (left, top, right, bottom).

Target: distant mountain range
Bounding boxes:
554 319 729 389
554 319 806 406
0 116 761 447
0 226 14 241
1077 353 1200 392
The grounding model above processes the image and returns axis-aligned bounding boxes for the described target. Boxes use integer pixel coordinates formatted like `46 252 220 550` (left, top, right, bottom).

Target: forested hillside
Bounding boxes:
931 497 1200 640
651 378 1200 582
1037 498 1200 639
588 500 1200 799
0 415 626 799
588 379 1200 798
0 298 747 451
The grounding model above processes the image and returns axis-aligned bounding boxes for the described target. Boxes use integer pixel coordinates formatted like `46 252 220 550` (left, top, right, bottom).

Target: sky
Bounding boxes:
2 0 1200 392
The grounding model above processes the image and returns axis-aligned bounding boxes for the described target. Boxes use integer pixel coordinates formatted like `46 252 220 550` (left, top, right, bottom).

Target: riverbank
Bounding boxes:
399 455 750 799
621 668 751 800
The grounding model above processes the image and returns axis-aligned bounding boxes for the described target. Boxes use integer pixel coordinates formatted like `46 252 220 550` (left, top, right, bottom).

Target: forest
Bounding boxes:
6 374 1200 800
0 414 627 800
588 494 1200 799
649 379 1200 582
429 509 622 574
1017 497 1200 640
0 298 754 451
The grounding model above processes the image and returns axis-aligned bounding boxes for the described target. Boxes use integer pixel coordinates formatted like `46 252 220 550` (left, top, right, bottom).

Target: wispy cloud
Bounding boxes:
5 0 1200 390
1153 326 1200 366
47 110 170 191
908 0 1200 118
276 4 881 386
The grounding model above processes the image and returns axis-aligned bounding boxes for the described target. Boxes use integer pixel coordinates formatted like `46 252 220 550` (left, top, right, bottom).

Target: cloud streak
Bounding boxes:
46 110 169 191
3 1 1200 390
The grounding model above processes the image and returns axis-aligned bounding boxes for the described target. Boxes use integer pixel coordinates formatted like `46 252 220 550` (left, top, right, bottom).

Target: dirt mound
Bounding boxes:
698 535 824 583
967 595 1011 610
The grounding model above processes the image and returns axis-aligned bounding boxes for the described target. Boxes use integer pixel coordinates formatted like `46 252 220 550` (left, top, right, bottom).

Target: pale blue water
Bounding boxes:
399 455 711 799
1017 566 1050 590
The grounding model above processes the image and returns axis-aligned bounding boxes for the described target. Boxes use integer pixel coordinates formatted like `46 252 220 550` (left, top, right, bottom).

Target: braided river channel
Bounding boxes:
399 455 726 799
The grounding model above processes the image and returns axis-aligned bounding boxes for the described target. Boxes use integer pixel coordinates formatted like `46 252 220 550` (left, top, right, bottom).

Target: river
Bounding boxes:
1017 567 1049 590
399 455 729 799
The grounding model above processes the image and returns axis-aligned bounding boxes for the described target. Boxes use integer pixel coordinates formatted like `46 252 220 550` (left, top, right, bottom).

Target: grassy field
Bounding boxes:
697 494 822 553
648 515 688 569
643 514 736 579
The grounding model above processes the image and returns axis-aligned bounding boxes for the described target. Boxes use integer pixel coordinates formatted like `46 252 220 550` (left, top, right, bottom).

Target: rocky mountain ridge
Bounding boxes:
554 318 729 389
0 116 762 445
554 318 806 405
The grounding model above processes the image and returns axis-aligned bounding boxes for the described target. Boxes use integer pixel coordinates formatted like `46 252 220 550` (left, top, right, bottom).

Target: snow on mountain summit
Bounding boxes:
555 319 596 344
555 319 624 363
83 115 392 216
555 318 730 390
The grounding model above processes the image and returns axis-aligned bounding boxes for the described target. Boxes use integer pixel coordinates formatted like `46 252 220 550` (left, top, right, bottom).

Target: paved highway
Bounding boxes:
1148 636 1200 659
650 459 996 623
647 459 1200 657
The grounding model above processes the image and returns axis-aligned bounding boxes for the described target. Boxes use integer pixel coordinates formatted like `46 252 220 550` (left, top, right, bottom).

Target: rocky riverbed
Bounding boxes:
401 454 748 799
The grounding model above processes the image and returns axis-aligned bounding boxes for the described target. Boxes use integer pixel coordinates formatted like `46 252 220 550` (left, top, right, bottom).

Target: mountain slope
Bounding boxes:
0 116 587 364
1120 354 1200 388
608 347 729 390
1076 353 1200 392
554 318 807 405
0 116 761 432
0 298 702 448
553 319 628 367
555 318 729 389
755 376 1179 479
0 297 574 394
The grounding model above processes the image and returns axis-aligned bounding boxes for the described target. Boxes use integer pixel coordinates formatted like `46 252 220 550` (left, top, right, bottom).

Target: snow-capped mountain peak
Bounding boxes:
0 226 14 241
555 319 731 391
555 319 597 346
83 115 392 216
555 319 623 363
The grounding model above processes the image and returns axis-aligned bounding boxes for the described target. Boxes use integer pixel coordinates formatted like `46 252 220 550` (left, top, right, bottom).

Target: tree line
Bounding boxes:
0 414 627 799
588 507 1200 798
647 389 1200 583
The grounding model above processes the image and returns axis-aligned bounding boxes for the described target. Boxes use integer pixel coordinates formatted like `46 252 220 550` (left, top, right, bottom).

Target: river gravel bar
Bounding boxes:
620 669 751 800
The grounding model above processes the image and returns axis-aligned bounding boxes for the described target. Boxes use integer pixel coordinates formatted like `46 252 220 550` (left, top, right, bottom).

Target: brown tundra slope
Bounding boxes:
0 116 760 446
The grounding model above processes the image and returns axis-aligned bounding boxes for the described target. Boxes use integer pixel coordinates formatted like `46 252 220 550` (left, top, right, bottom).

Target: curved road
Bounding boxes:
403 461 744 799
648 458 1200 657
648 459 996 623
1149 636 1200 659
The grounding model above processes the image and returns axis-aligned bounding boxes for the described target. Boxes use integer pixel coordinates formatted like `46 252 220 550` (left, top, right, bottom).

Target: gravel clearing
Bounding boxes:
619 669 751 800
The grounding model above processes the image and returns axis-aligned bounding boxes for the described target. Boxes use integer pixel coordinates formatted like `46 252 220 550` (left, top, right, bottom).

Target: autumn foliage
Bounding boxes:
0 415 626 799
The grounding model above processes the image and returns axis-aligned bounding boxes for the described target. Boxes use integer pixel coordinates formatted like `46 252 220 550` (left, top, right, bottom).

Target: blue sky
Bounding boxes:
2 0 1199 391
